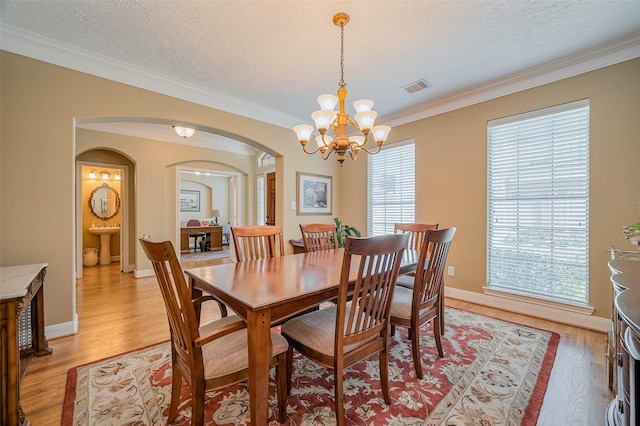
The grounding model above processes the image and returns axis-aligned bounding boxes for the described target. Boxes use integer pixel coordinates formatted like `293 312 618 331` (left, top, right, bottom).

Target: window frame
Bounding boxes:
486 99 590 306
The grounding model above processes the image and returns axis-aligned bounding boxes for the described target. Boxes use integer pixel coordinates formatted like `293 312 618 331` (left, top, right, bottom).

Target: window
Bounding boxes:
259 153 275 168
257 174 265 225
368 141 415 236
487 99 590 304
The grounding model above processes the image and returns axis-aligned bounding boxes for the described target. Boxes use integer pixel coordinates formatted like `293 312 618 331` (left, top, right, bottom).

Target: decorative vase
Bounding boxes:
83 248 99 267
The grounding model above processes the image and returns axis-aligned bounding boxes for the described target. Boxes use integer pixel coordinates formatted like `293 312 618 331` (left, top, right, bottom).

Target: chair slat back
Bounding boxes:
231 225 284 262
337 234 408 348
138 238 201 371
394 222 439 251
299 223 338 252
414 228 456 307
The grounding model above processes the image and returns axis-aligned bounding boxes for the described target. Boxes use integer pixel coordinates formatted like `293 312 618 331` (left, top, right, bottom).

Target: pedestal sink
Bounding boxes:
88 227 120 265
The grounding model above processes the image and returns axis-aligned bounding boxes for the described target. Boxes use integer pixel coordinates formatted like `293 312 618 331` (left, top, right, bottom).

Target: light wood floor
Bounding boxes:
21 260 612 425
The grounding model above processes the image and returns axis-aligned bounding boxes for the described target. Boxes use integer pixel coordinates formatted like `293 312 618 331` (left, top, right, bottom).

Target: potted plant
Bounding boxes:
334 217 361 248
624 218 640 247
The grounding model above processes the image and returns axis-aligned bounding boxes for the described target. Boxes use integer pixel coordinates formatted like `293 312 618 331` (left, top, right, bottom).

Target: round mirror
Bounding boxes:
89 183 121 220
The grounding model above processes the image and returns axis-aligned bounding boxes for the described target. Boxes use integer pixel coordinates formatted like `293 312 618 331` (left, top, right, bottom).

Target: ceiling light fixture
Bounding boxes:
173 125 196 139
294 13 390 166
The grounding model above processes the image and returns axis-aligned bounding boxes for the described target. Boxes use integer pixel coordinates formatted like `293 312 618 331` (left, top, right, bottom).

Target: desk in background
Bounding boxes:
180 225 223 254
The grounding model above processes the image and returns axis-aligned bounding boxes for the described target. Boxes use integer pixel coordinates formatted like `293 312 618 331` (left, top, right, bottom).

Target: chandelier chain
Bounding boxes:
339 23 345 88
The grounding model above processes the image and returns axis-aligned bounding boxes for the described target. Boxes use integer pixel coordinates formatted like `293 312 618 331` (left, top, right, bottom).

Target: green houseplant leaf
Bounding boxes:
333 217 361 248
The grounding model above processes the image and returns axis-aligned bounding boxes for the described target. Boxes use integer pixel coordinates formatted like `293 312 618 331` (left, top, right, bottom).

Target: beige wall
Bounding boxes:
341 58 640 320
0 52 339 329
2 50 638 331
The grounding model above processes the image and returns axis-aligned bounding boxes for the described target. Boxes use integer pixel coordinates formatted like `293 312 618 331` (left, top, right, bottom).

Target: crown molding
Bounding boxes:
0 24 302 129
3 24 640 130
384 32 640 127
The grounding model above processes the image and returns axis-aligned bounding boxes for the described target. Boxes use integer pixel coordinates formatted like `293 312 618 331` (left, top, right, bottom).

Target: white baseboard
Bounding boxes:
134 268 154 278
45 313 78 339
445 287 610 333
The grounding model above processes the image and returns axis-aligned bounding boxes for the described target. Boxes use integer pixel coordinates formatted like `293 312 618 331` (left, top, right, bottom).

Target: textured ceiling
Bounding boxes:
2 0 640 148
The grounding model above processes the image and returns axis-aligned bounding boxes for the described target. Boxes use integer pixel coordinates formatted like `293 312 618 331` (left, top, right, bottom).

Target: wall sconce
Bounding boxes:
100 170 110 180
114 171 121 180
173 125 196 138
88 169 96 179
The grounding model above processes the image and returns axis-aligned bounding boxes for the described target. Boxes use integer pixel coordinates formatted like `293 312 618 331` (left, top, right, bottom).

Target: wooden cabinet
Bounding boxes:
180 226 223 254
608 257 640 426
1 263 51 426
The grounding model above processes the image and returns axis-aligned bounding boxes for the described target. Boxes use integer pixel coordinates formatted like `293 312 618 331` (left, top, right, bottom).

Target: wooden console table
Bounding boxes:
180 225 223 254
1 263 51 426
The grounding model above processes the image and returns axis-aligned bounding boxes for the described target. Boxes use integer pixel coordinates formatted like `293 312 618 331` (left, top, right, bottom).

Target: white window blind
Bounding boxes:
488 99 589 304
257 175 265 225
368 142 415 236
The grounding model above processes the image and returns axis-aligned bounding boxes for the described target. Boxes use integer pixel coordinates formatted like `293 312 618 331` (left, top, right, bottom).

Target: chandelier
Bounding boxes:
293 13 390 166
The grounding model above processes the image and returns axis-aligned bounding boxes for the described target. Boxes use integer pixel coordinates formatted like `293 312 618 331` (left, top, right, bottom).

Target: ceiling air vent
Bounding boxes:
402 79 431 94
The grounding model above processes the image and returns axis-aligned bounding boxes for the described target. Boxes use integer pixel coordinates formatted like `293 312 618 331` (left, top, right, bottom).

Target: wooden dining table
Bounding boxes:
185 247 418 426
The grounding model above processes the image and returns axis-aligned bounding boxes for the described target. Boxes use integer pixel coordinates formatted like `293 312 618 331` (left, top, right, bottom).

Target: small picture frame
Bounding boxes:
180 190 200 212
297 172 332 215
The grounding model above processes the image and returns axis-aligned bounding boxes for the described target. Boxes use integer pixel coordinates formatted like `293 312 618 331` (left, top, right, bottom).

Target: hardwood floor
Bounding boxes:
21 261 612 425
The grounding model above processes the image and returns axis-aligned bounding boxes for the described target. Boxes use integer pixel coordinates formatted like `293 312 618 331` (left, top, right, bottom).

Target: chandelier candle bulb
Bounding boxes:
294 125 314 142
318 94 338 110
353 99 374 112
293 12 391 166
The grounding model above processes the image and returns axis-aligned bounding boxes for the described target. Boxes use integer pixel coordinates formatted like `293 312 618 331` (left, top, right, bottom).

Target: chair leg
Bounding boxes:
390 323 396 336
191 380 205 426
276 352 288 421
168 363 182 422
334 367 345 426
379 346 391 405
285 346 294 395
434 317 444 357
439 294 445 335
410 323 423 380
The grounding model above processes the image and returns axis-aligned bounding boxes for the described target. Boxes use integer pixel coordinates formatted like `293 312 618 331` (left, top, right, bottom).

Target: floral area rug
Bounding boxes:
63 307 558 425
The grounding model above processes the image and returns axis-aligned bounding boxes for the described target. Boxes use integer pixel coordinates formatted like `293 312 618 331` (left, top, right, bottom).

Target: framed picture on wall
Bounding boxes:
297 172 332 215
180 190 200 212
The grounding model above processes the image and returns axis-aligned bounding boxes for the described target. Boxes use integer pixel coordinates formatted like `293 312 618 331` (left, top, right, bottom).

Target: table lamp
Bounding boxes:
211 209 221 226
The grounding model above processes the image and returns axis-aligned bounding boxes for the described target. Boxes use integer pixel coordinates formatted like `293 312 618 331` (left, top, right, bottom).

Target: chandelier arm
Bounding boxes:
356 143 384 155
345 115 361 131
321 148 333 160
301 144 326 156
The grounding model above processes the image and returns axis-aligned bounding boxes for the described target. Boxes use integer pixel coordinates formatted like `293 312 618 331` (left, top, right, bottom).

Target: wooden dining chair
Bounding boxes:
299 223 338 252
230 225 284 262
281 233 409 426
389 227 456 379
139 238 288 425
394 222 439 251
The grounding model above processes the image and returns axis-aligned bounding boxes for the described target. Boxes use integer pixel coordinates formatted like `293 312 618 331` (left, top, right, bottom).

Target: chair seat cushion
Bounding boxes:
281 305 372 357
395 274 415 289
389 286 436 320
199 315 288 379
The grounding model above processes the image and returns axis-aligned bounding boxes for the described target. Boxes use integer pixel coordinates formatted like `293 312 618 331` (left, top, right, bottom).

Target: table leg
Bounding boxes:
246 308 272 426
